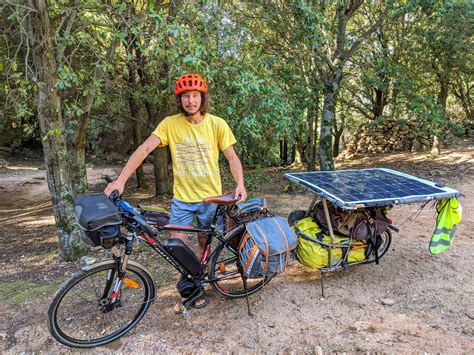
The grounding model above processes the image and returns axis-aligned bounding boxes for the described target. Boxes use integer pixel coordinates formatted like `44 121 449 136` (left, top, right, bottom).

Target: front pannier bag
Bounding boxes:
73 193 122 248
239 216 297 278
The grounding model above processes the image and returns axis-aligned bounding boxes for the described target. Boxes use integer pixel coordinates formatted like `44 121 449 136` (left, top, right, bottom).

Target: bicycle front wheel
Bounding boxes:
48 261 155 348
208 226 272 299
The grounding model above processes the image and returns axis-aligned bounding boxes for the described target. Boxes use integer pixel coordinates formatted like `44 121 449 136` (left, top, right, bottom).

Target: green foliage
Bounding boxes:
0 0 471 156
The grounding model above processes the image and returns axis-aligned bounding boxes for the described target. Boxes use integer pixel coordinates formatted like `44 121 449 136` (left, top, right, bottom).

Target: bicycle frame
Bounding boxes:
114 202 240 286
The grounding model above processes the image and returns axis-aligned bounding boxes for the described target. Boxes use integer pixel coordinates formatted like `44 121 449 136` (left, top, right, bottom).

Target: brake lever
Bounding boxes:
109 191 121 205
101 175 113 183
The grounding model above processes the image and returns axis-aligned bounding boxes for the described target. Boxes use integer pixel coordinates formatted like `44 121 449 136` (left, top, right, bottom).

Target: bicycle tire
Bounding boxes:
208 225 272 298
48 261 155 348
365 229 392 264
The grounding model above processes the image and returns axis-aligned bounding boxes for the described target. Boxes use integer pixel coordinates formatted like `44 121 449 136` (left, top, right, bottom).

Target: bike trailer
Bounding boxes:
239 216 297 278
73 193 122 248
284 168 460 275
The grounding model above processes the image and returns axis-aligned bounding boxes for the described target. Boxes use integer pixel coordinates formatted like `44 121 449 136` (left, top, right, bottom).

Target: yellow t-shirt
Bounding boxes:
152 113 237 202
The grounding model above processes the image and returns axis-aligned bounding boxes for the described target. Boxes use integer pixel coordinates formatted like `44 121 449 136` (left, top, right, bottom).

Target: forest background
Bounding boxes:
0 0 472 259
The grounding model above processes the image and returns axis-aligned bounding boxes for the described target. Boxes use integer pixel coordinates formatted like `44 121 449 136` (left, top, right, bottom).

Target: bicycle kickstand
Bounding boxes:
242 275 253 317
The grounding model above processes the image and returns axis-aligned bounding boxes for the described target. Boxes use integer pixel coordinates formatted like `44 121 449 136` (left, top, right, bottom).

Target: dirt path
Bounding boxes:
0 147 473 352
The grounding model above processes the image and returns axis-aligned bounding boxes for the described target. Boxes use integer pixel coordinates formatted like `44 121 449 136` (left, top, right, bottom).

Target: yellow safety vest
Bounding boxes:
430 197 462 254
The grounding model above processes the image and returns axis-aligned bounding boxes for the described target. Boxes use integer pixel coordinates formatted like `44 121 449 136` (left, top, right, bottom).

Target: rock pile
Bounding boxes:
342 118 455 158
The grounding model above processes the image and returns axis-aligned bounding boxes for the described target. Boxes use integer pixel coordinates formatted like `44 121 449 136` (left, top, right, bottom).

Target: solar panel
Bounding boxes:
284 168 459 209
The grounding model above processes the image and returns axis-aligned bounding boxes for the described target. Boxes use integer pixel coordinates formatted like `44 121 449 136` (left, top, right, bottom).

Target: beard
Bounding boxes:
183 107 200 116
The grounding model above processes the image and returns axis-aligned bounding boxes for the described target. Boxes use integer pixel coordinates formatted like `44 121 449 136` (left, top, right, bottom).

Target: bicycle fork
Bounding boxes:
101 236 134 312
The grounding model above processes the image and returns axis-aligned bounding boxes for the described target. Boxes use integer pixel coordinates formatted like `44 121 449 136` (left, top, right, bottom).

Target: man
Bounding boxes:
105 73 247 257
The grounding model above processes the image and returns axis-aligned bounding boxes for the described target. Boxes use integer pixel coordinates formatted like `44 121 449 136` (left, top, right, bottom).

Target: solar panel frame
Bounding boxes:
284 168 459 210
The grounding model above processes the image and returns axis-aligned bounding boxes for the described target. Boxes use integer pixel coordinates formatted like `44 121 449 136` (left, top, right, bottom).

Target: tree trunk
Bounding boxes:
290 143 296 165
305 87 320 171
293 139 304 167
433 77 450 156
125 53 147 189
305 109 315 170
28 0 86 260
333 114 345 158
128 101 147 189
437 78 450 110
431 135 441 157
319 77 340 171
373 88 387 119
66 141 88 195
280 138 288 164
279 140 284 162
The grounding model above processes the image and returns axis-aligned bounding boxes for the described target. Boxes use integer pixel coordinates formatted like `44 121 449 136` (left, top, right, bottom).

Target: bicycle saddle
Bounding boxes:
203 193 239 205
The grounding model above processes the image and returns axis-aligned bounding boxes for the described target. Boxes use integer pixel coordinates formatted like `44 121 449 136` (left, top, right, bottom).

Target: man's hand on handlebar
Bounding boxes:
104 179 125 196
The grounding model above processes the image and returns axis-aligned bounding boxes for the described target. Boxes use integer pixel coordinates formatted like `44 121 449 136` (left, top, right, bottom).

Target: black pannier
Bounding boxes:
73 193 122 248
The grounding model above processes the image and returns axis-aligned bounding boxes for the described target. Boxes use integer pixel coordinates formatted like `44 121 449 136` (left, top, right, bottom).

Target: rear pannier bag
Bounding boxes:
312 201 390 241
226 197 269 248
73 193 122 248
239 216 297 278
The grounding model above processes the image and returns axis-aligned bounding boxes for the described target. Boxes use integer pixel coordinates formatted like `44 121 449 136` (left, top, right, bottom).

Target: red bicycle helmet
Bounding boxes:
174 74 208 95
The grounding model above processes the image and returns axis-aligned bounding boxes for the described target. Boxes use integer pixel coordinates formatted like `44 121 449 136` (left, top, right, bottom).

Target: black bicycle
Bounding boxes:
48 179 272 348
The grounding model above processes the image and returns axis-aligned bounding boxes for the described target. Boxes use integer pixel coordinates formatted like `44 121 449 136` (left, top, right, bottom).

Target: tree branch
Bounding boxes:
343 2 394 64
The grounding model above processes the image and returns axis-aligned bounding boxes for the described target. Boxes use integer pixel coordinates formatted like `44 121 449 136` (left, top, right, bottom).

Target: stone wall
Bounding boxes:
342 118 454 157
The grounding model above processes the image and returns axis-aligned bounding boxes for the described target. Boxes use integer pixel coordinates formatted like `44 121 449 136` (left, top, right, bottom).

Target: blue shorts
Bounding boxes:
169 198 217 228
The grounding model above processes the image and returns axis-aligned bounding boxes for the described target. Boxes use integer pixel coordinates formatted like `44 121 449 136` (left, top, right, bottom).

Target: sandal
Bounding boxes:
192 294 208 309
173 293 208 314
173 301 185 314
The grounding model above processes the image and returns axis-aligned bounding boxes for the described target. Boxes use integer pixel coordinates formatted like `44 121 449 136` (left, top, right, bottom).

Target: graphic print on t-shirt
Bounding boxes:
175 137 211 177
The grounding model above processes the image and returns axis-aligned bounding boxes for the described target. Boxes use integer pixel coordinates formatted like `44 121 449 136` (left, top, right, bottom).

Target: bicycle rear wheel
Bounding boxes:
48 261 155 348
365 229 392 263
208 226 272 298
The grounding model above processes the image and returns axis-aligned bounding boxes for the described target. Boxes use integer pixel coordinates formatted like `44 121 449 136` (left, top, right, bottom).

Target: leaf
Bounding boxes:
0 63 3 72
183 56 194 64
117 3 127 13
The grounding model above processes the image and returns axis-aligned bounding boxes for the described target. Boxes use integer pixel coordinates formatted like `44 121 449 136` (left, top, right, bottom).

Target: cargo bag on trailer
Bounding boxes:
312 201 390 241
239 216 297 278
295 217 366 269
